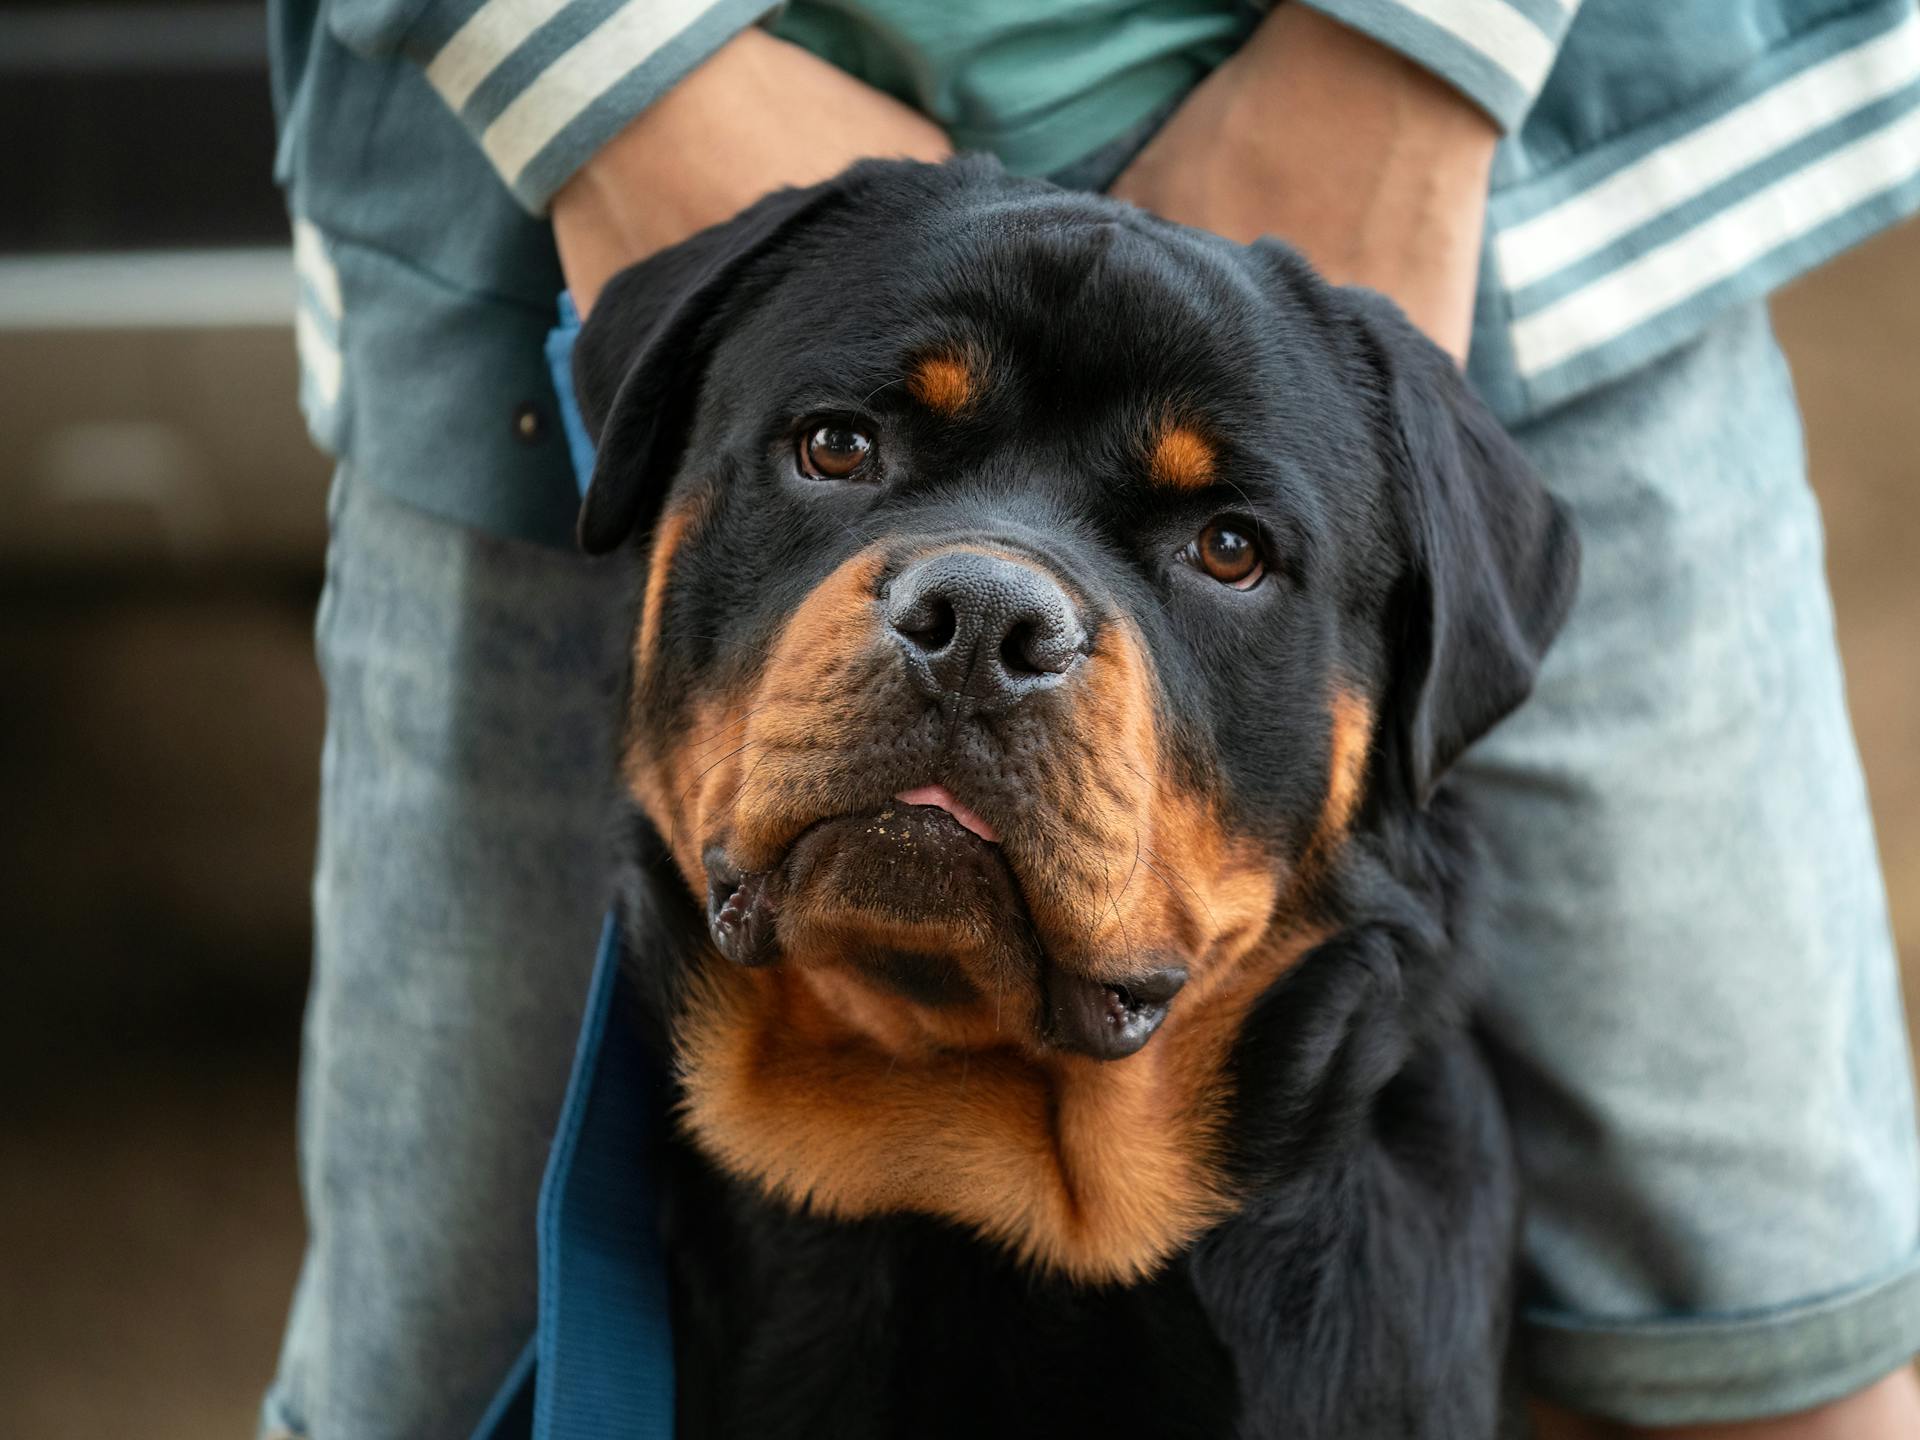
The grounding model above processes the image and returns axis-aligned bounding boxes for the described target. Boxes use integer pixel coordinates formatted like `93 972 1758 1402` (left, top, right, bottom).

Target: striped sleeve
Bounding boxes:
1295 0 1584 131
1470 2 1920 420
336 0 777 213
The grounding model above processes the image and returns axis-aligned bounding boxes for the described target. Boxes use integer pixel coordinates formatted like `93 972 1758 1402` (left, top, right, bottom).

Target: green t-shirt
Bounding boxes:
769 1 1248 176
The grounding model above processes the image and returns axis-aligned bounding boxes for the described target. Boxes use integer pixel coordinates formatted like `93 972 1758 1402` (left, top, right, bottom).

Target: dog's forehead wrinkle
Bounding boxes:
750 244 1267 451
1014 313 1257 433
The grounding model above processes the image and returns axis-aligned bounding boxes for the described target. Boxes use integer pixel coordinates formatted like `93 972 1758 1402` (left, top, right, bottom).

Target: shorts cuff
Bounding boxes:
1520 1246 1920 1425
258 1384 306 1440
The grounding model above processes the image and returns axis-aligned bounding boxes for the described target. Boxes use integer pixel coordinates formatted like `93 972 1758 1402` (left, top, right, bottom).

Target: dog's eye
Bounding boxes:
798 422 874 480
1183 521 1264 589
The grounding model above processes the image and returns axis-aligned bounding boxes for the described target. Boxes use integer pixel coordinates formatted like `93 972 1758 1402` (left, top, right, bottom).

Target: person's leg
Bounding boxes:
261 468 631 1440
1533 1364 1920 1438
1458 302 1920 1429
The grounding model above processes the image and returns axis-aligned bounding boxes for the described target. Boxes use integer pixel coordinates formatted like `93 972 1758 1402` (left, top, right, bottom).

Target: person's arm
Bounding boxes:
326 0 789 212
550 27 950 313
1112 0 1592 359
1111 4 1500 362
321 1 949 312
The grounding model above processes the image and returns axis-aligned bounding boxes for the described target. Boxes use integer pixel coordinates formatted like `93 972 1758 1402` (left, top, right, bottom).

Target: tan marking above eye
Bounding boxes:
1148 423 1215 490
908 354 975 415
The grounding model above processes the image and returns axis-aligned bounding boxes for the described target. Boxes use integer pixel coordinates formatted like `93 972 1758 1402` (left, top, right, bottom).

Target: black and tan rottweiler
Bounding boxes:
572 155 1578 1440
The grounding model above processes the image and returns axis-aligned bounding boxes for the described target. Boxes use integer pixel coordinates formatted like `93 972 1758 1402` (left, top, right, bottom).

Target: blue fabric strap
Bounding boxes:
534 913 676 1439
545 293 599 501
472 300 677 1439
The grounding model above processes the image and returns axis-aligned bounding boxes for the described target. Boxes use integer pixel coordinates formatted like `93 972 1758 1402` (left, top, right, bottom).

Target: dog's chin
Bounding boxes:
703 804 1194 1060
703 803 1034 972
785 804 1024 933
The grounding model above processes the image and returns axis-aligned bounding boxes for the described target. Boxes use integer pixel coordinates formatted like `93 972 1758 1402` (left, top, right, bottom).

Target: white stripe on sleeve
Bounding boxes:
1510 102 1920 377
425 0 572 112
295 307 344 408
292 219 342 321
1496 12 1920 290
481 0 714 186
1391 0 1562 98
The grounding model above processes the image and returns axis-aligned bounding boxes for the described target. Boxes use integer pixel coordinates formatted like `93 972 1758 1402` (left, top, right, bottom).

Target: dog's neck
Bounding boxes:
615 793 1470 1286
666 904 1333 1284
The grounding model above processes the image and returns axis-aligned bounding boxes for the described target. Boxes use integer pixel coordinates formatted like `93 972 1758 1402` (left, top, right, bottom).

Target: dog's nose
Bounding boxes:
886 550 1087 704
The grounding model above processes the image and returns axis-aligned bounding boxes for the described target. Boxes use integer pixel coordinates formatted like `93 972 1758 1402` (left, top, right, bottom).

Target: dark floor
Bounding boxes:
1 221 1917 1439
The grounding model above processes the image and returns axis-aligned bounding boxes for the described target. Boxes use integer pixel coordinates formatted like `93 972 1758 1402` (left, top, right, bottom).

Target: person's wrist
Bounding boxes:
1111 6 1496 360
552 28 950 313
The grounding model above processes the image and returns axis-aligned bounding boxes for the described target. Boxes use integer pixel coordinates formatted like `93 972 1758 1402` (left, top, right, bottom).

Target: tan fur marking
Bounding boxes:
908 354 975 416
1321 689 1372 844
635 502 702 676
624 550 890 898
1148 422 1215 490
678 917 1324 1283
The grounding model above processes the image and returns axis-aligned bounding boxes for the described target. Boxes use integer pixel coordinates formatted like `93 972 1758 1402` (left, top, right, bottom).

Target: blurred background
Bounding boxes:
0 4 1916 1437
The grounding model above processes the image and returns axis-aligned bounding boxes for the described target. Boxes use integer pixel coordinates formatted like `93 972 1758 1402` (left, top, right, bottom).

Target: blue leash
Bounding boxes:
471 298 677 1439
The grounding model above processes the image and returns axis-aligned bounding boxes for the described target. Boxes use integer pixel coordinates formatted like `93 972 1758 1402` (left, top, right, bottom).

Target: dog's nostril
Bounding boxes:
894 593 958 654
999 619 1043 676
1001 615 1082 678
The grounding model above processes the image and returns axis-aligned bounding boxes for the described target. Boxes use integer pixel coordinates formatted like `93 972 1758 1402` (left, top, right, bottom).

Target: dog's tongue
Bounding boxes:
894 785 999 844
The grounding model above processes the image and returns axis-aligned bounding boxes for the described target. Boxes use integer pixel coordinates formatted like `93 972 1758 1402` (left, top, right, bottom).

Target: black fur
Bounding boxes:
575 156 1577 1439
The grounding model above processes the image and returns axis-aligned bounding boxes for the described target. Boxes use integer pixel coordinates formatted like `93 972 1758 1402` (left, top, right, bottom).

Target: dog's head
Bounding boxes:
577 157 1575 1281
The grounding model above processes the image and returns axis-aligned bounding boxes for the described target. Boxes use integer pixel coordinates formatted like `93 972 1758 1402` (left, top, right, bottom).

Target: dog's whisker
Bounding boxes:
1099 855 1135 966
673 741 758 821
705 747 777 822
1220 476 1278 537
681 707 761 753
1134 853 1180 905
1136 848 1209 929
857 374 908 409
672 632 776 656
1117 830 1143 905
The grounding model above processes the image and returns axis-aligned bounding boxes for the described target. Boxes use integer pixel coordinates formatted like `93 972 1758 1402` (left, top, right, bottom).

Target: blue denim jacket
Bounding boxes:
272 0 1920 545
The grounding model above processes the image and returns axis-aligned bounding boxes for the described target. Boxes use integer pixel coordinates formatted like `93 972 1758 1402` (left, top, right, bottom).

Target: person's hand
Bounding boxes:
1110 6 1497 363
551 28 951 315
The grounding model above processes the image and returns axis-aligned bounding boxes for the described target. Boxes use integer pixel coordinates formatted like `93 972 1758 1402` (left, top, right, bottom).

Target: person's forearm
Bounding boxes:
1111 6 1497 361
551 28 950 314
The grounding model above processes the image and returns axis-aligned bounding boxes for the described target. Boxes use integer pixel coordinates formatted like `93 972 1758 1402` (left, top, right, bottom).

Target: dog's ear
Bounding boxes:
1344 289 1580 808
572 178 845 555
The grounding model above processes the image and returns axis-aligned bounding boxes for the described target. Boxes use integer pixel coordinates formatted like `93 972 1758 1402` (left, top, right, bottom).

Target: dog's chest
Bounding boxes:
662 1150 1242 1440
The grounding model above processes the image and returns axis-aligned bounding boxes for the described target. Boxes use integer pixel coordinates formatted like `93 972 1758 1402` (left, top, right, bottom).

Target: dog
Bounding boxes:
570 155 1578 1439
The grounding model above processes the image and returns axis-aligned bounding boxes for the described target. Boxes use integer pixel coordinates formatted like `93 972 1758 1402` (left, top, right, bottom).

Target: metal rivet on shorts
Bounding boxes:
512 402 545 444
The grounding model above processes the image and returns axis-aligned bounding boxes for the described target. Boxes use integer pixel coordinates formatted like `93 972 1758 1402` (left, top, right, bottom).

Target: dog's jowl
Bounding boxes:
572 156 1578 1440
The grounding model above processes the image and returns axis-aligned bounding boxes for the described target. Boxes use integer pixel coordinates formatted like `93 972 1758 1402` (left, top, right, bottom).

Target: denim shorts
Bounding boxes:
261 302 1920 1438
